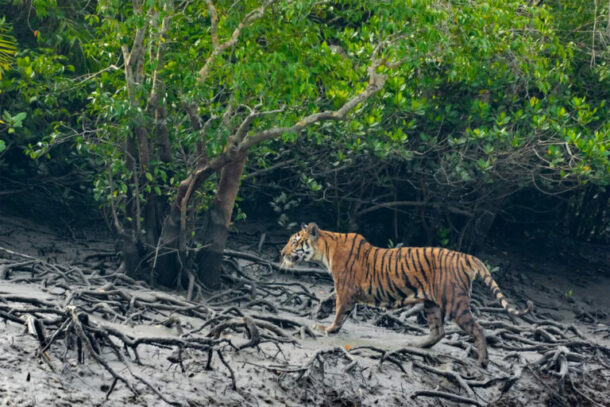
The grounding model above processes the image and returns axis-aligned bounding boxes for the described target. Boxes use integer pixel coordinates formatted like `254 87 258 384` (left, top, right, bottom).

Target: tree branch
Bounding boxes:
240 43 387 150
174 40 391 212
356 200 474 218
147 3 172 112
198 1 269 84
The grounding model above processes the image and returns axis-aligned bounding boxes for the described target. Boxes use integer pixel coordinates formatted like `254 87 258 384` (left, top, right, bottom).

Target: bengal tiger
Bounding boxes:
280 223 533 367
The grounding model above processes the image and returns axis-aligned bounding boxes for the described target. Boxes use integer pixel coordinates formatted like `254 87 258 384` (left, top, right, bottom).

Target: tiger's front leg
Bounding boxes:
314 293 354 334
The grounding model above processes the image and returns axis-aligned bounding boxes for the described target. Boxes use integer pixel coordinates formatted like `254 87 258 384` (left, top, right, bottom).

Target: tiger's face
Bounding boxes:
280 223 319 269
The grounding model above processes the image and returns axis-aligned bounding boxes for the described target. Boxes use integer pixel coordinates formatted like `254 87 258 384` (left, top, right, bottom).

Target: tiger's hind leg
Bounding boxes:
453 308 488 368
414 300 445 348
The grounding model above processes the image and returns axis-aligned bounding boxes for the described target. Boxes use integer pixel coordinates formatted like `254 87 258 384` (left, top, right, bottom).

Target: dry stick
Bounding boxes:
525 365 569 406
257 233 266 253
252 320 296 342
411 390 485 407
250 314 317 338
259 280 319 301
105 377 119 400
347 345 406 373
411 360 476 399
0 309 26 324
85 323 189 406
393 302 424 319
244 299 278 313
238 316 261 350
67 307 138 397
223 249 330 279
339 346 359 373
216 349 237 391
375 313 426 334
40 318 71 353
567 376 607 407
0 245 40 261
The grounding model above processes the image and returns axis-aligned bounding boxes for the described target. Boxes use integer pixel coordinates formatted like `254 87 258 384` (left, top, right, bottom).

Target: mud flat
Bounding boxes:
1 215 609 406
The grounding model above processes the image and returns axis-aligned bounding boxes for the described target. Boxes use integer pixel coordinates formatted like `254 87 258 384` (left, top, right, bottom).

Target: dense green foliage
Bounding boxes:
242 0 610 247
1 0 608 256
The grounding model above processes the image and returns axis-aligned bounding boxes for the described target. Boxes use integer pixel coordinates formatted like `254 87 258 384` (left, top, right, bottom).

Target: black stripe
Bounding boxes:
438 253 451 313
446 251 458 284
399 253 418 294
368 247 380 293
422 248 433 280
376 250 389 296
454 304 470 320
347 237 366 271
343 236 359 269
451 254 464 286
392 279 409 299
395 248 401 275
386 250 395 279
364 246 373 281
386 274 399 300
408 249 427 297
442 254 457 310
412 249 427 284
371 248 380 277
379 249 390 275
454 256 469 289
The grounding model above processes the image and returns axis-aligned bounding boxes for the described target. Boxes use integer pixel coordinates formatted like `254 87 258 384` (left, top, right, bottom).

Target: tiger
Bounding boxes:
280 222 533 367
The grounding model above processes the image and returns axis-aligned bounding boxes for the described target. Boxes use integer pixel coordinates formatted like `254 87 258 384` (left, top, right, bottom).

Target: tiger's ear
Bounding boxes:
301 223 308 231
307 222 319 240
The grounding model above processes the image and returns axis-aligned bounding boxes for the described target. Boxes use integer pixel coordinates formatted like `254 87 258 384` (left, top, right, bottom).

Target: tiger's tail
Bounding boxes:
471 257 533 316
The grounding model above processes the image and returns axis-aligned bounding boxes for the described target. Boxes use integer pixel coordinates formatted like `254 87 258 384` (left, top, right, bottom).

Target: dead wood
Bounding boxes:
411 390 485 406
1 243 609 406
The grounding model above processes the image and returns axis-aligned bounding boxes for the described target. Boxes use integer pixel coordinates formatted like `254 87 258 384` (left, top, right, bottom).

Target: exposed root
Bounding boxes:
1 243 609 406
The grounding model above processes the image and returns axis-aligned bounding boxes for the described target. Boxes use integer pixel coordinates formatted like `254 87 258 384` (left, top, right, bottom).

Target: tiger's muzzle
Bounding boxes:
279 253 299 269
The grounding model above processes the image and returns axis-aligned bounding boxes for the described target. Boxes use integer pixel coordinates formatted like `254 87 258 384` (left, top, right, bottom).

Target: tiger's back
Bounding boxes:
351 244 472 313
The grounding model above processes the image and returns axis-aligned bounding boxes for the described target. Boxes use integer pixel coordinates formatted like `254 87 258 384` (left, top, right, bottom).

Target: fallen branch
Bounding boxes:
223 249 330 279
411 390 485 407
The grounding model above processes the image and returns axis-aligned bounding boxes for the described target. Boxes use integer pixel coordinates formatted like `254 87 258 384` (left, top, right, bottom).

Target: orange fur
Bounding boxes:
280 223 533 367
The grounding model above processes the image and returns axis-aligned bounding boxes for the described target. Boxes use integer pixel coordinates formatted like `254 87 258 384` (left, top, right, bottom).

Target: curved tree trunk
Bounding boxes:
151 154 247 288
196 154 247 288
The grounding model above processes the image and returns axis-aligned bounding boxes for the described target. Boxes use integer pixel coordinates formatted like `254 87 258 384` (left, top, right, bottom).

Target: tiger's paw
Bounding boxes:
313 323 328 334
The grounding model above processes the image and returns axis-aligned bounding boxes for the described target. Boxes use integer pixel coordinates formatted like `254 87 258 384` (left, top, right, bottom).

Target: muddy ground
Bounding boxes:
0 215 609 406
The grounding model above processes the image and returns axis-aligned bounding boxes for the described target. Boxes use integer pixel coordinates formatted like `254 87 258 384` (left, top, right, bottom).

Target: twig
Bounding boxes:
411 390 485 406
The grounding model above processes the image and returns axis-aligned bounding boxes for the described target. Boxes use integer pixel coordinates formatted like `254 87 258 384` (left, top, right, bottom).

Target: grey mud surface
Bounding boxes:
1 216 609 406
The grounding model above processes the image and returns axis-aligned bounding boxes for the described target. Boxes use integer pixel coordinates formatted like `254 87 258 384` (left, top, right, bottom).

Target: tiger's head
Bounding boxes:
280 222 320 269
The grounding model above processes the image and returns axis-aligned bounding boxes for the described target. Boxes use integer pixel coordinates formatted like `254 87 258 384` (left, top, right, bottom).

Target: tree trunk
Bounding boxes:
154 203 182 287
196 154 247 288
195 205 228 288
121 234 146 280
151 154 247 289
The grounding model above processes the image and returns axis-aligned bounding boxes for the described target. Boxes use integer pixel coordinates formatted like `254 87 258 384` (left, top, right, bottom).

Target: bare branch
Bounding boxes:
203 0 219 48
198 2 269 83
174 40 393 212
184 103 217 166
356 200 473 218
239 42 388 150
147 2 173 112
123 6 151 101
